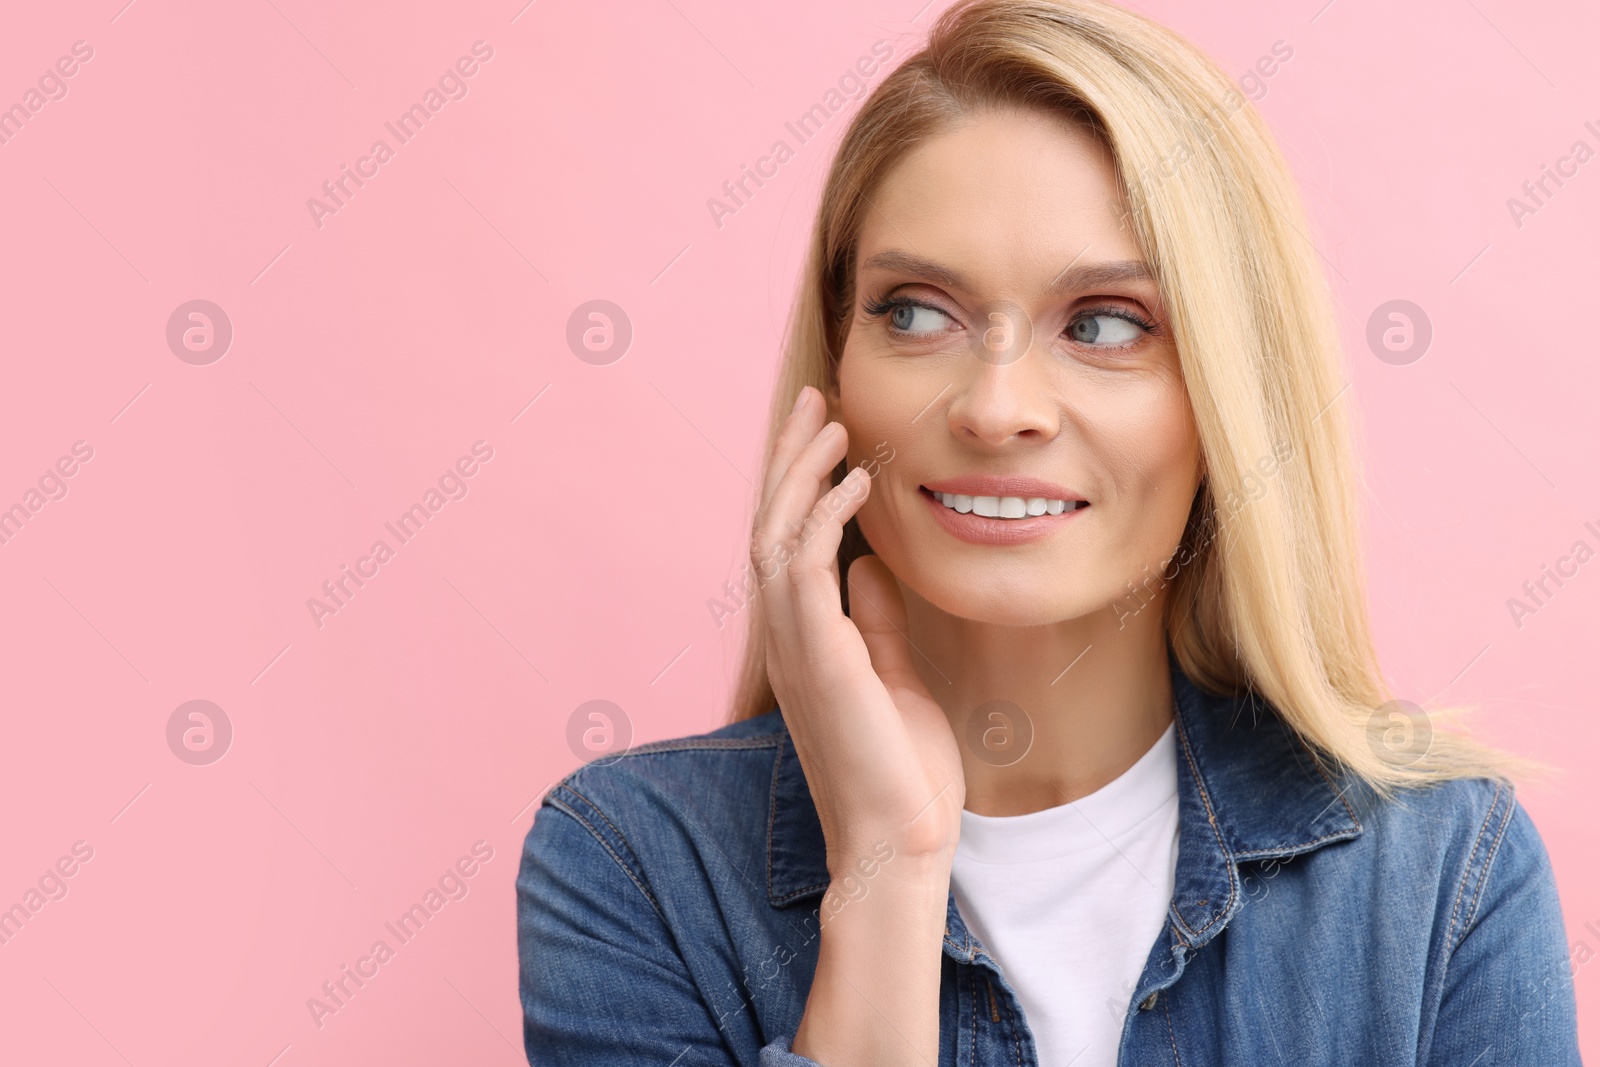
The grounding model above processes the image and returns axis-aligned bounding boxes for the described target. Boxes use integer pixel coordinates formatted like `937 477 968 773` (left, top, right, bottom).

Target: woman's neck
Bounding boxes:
901 586 1175 817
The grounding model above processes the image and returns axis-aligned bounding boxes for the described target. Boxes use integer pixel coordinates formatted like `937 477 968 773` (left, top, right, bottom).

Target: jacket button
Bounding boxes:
1139 992 1159 1011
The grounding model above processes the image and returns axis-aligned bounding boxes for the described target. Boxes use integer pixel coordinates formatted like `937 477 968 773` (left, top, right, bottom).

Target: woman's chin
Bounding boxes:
897 569 1101 628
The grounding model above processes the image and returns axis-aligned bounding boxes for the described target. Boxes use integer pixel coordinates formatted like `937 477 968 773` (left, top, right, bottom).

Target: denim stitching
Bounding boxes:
765 742 781 901
1171 708 1238 941
1168 912 1191 950
1294 734 1362 830
996 975 1023 1067
543 735 782 808
946 907 972 958
1465 780 1510 927
1461 782 1516 936
1445 779 1503 956
564 782 645 866
1232 829 1360 862
1465 777 1510 934
1162 990 1184 1066
766 738 831 906
615 736 783 757
766 741 781 902
546 790 664 918
966 965 978 1066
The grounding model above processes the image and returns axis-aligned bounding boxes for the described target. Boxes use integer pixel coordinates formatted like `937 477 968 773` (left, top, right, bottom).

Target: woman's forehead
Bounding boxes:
856 110 1140 291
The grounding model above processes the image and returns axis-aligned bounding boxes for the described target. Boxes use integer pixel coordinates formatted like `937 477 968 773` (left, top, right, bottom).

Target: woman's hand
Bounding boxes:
751 385 966 872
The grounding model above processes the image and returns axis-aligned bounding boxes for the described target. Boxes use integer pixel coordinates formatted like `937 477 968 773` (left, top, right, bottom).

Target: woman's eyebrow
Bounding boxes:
1045 259 1154 296
859 249 1154 296
859 249 969 290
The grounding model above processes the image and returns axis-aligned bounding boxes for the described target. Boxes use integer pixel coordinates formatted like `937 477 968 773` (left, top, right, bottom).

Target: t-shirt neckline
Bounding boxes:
954 721 1178 864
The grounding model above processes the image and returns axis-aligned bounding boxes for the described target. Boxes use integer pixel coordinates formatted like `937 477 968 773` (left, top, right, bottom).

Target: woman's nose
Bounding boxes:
945 340 1061 449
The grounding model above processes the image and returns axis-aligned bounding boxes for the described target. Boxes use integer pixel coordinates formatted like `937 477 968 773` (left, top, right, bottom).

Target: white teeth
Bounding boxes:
932 491 1083 518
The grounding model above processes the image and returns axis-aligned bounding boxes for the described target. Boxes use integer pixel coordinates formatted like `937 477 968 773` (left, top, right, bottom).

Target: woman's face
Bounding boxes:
832 105 1204 627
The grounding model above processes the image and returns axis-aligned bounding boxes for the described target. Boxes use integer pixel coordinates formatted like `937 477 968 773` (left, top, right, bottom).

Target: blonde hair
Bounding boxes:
729 0 1528 794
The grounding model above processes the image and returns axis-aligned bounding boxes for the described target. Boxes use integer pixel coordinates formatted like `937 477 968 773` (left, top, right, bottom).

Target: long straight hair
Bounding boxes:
728 0 1524 794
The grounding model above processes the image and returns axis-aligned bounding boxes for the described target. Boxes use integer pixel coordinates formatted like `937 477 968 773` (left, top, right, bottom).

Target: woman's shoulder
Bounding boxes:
1348 772 1541 870
522 707 797 886
1322 770 1560 944
553 706 790 806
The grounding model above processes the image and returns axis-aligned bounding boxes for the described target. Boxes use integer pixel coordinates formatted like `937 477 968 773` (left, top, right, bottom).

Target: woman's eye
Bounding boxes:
889 302 951 334
1068 313 1143 346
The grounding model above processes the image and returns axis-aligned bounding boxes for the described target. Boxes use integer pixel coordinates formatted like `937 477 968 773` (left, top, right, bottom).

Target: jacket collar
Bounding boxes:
764 643 1364 948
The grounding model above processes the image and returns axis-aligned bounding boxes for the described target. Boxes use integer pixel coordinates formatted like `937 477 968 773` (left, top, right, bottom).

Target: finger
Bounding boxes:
820 443 852 509
761 470 874 707
846 555 935 701
753 420 848 568
785 467 873 634
759 386 826 513
751 420 846 636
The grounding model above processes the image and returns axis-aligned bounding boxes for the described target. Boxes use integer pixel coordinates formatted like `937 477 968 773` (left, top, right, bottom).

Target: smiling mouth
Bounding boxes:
919 486 1089 519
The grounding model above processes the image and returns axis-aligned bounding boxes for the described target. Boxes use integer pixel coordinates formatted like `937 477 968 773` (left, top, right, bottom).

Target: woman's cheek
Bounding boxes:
850 446 904 550
1114 387 1202 576
838 359 909 477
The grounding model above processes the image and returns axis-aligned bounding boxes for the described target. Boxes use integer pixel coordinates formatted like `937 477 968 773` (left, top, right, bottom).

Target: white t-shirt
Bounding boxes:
949 722 1179 1067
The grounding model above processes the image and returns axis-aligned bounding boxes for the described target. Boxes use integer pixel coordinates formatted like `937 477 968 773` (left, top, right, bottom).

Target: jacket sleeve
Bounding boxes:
517 784 826 1066
1424 786 1580 1066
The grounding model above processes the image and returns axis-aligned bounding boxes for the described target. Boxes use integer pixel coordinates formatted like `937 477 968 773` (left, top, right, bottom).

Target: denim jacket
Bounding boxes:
516 650 1581 1065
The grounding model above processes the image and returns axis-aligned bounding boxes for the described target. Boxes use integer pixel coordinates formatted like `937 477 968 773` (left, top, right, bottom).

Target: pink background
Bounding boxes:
1 0 1596 1062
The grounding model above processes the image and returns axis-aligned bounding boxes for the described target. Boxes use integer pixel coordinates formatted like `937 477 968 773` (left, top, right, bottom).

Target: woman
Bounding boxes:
516 0 1581 1063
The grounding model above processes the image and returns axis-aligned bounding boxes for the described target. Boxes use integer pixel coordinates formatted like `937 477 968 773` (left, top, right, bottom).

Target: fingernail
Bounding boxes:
791 388 809 415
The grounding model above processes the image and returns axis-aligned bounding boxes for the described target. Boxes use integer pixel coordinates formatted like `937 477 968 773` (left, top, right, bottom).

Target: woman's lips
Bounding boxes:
918 485 1088 545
